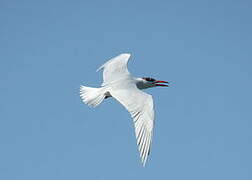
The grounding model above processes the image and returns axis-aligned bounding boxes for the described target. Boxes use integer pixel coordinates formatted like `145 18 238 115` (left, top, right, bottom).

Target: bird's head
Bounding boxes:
138 77 169 89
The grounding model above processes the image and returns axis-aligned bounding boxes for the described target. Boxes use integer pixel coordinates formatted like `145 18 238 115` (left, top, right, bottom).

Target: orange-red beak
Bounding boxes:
154 80 169 87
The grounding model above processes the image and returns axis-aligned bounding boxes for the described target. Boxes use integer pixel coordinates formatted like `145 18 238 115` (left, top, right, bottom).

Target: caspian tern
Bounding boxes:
80 53 168 166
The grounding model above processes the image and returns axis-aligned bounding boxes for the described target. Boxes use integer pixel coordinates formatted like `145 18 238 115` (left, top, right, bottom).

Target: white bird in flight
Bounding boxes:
80 53 169 166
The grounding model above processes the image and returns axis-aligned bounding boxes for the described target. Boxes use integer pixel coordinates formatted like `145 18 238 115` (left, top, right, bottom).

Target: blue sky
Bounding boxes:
1 0 252 179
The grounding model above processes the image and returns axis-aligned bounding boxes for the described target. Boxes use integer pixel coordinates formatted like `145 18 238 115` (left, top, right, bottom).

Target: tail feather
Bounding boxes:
80 86 105 107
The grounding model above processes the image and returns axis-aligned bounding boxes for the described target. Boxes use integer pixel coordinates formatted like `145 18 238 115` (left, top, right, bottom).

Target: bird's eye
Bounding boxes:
144 77 155 82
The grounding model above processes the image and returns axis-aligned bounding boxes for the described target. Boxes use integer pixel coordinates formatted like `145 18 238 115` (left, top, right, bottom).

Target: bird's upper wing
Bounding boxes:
109 83 154 166
97 53 131 86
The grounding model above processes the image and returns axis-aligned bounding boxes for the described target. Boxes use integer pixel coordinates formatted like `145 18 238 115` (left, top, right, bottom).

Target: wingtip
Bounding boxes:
141 158 147 167
96 53 131 72
120 53 131 59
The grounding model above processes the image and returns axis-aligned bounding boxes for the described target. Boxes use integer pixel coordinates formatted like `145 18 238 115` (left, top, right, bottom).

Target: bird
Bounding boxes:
80 53 169 166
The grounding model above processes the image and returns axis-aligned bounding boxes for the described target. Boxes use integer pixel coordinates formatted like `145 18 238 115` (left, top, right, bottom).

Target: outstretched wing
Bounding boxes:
109 83 154 166
97 53 131 86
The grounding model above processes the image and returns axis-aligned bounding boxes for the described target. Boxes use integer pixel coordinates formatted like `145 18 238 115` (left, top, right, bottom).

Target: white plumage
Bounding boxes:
80 53 168 166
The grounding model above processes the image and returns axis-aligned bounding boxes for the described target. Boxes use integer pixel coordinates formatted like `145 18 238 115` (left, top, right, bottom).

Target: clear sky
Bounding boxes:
1 0 252 179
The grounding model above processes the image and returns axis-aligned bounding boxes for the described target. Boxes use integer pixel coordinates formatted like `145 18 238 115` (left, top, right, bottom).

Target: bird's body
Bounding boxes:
80 53 168 166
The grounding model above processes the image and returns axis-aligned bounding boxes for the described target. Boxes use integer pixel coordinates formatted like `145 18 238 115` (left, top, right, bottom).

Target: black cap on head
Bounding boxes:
143 77 156 82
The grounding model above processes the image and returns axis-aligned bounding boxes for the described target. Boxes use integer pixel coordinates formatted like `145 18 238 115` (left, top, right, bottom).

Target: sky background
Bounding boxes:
1 0 252 179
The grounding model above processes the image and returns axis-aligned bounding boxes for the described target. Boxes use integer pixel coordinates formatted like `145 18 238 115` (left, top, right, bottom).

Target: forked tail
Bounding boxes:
80 86 106 107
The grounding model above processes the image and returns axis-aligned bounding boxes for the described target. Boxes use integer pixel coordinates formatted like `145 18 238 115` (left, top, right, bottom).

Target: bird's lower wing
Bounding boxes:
109 86 154 166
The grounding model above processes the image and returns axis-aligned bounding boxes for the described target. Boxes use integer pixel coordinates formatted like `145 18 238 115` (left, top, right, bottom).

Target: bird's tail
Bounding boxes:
80 86 106 107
